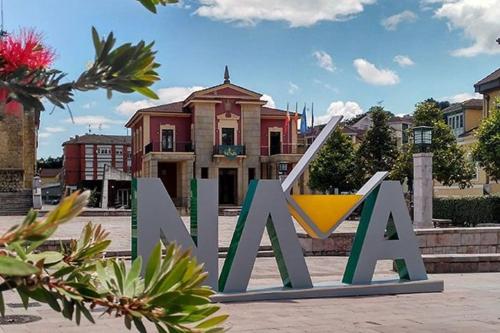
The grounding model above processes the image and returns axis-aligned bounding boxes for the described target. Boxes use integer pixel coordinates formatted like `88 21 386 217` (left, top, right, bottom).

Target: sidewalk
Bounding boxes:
0 258 499 332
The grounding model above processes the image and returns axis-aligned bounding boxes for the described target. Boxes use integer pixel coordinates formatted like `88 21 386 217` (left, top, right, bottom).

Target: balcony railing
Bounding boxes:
144 141 194 154
213 145 246 157
260 143 296 156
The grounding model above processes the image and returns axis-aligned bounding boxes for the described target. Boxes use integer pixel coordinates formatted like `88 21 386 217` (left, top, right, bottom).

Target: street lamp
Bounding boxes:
413 126 432 153
412 126 434 228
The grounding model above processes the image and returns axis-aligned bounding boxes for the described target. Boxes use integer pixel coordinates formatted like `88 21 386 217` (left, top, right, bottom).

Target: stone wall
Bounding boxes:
0 103 37 191
0 169 24 192
298 227 500 256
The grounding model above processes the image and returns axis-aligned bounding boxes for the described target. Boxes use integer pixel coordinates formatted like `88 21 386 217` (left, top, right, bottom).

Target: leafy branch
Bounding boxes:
0 192 226 332
138 0 179 13
0 27 160 113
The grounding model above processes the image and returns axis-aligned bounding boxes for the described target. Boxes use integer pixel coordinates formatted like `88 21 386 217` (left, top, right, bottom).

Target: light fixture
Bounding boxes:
413 126 432 153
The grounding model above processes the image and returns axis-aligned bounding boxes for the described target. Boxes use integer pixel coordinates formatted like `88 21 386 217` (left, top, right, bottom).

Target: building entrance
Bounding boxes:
219 168 237 205
158 162 178 200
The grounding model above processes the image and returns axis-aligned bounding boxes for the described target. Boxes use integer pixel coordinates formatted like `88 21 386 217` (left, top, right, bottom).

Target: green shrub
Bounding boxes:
433 195 500 227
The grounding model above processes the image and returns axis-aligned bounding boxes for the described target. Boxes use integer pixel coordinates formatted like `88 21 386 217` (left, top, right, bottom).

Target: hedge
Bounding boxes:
433 196 500 227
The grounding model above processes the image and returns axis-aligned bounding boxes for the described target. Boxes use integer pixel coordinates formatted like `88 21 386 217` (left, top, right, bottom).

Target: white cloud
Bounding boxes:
39 132 52 138
194 0 376 27
115 86 205 116
353 58 400 86
393 55 415 67
82 101 96 109
316 101 363 124
381 10 417 30
442 92 482 103
65 115 124 129
288 82 299 94
44 126 66 133
432 0 500 57
261 94 276 108
313 50 335 72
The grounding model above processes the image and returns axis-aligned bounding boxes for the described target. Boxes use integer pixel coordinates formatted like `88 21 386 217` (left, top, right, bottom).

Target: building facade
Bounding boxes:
125 71 302 207
62 134 132 208
435 68 500 197
0 94 38 214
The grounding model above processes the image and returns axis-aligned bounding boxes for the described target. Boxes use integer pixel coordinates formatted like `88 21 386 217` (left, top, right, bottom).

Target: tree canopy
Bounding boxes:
472 99 500 182
391 99 475 189
309 128 359 193
356 106 398 180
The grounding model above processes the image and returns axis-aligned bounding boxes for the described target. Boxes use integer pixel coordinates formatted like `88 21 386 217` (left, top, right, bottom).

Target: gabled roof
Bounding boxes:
125 81 266 127
443 99 482 114
63 134 131 146
261 106 289 117
40 168 62 178
138 101 186 113
475 68 500 93
184 83 262 103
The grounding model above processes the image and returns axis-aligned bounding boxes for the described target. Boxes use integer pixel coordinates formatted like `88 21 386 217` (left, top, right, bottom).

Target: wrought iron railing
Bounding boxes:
144 141 194 153
213 145 246 158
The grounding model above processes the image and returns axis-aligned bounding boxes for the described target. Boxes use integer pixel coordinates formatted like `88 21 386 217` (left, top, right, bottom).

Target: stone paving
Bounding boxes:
0 214 360 251
0 215 499 332
0 259 499 332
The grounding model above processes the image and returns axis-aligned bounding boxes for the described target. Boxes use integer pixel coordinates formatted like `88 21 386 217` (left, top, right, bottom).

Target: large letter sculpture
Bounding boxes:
343 181 427 285
133 113 443 302
219 180 312 293
135 178 219 289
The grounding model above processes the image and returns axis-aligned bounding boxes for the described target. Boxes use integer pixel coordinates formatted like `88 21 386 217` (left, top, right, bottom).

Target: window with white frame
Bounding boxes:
447 113 464 137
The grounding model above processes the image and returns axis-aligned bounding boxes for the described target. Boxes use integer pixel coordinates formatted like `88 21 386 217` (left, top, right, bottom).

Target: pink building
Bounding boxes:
125 68 302 206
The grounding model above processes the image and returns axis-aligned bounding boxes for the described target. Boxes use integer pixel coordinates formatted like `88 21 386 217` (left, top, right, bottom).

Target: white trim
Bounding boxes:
217 113 240 145
268 127 283 155
159 124 176 152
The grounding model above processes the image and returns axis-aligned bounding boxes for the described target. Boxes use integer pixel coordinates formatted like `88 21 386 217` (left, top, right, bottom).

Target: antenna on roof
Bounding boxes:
88 124 92 134
224 65 230 84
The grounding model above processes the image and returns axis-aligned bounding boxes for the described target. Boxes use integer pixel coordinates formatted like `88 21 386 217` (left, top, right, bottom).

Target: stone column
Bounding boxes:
413 153 433 228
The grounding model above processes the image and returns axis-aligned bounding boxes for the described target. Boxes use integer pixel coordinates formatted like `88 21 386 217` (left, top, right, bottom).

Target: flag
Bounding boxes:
294 103 299 129
284 103 290 138
300 104 307 134
311 102 314 130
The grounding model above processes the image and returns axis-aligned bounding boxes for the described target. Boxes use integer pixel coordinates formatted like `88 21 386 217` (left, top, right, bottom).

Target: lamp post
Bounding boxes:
412 126 433 228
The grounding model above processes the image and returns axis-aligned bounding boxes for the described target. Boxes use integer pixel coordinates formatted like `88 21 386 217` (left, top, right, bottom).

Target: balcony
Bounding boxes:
213 145 246 158
260 143 296 156
144 141 194 154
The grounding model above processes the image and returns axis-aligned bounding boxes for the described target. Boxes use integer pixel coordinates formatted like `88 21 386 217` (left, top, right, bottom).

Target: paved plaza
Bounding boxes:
0 214 359 251
0 215 499 332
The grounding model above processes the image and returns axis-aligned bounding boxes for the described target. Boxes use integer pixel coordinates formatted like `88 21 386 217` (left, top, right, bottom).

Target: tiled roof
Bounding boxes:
138 101 186 113
63 134 131 146
475 68 500 86
261 107 289 117
443 99 482 114
341 125 366 136
40 168 62 178
463 98 483 108
389 115 413 123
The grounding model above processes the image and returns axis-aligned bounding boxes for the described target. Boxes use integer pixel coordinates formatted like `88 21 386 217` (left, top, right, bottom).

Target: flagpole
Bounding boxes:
286 103 290 153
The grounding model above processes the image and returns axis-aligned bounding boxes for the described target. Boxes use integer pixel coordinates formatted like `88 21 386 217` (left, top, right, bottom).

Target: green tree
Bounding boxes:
356 106 398 180
37 156 63 169
309 128 359 193
472 98 500 182
0 192 226 332
391 99 475 188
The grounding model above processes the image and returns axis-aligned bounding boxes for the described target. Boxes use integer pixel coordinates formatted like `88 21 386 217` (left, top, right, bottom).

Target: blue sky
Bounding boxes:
6 0 500 157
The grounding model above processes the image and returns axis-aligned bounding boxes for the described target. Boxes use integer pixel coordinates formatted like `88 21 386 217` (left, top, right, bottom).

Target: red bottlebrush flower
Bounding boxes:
0 29 55 75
